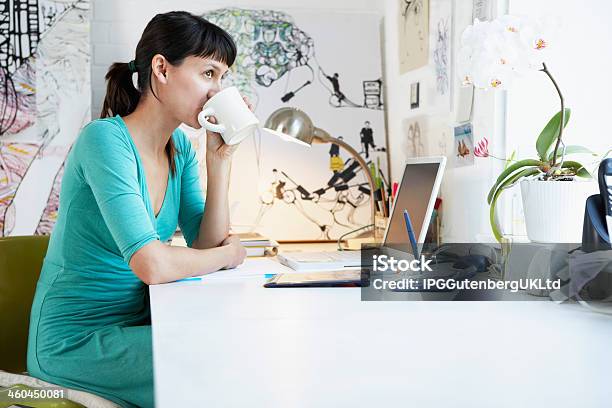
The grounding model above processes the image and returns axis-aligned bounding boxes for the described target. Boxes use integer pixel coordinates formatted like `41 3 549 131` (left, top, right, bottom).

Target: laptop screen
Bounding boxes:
383 161 442 253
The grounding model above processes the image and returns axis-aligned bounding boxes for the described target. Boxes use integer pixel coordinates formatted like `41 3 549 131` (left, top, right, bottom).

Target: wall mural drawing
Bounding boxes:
206 8 384 111
0 0 90 237
191 7 387 240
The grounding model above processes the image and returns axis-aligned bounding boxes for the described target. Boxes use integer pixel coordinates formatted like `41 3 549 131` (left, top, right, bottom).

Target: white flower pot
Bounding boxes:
520 179 598 243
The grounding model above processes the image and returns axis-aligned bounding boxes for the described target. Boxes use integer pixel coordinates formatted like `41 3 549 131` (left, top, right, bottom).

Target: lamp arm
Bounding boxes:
313 127 378 228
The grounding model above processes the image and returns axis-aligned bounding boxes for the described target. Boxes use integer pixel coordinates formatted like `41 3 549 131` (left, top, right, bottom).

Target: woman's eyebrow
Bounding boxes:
204 61 226 72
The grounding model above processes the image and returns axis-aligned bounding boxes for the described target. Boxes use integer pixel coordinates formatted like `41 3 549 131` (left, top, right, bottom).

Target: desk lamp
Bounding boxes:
263 107 377 228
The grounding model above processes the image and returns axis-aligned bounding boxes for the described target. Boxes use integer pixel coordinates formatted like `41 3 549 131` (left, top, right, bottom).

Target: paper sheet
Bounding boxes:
194 258 294 281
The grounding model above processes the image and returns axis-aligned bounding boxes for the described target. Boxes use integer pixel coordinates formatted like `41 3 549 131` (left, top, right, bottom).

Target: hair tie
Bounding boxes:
127 60 137 73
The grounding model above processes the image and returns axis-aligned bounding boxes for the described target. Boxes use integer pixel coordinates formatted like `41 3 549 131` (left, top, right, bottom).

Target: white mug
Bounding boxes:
197 86 259 145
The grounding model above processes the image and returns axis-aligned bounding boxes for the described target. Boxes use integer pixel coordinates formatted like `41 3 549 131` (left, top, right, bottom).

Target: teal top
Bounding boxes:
27 115 205 407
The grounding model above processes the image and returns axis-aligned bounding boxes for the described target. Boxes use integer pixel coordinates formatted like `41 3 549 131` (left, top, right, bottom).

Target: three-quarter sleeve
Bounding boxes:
177 131 205 247
75 120 159 264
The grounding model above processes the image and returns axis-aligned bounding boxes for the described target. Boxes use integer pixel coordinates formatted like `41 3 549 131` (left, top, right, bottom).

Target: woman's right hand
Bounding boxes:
221 235 247 269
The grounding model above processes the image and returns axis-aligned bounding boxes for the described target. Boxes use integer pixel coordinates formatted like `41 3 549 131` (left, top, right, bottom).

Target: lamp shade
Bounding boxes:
262 107 314 147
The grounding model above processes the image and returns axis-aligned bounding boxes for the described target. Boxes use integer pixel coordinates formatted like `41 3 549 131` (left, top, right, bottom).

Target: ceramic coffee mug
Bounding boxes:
197 86 259 145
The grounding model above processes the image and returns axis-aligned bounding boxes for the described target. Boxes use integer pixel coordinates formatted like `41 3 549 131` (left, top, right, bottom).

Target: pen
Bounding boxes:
369 162 378 188
376 158 382 189
378 168 391 196
177 274 278 282
176 276 202 282
403 209 420 259
380 186 388 217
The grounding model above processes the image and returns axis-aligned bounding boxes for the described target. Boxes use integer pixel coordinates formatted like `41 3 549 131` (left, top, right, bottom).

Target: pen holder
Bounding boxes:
374 213 389 240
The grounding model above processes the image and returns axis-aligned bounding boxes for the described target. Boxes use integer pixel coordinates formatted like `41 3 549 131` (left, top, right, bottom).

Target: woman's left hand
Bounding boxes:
205 95 254 164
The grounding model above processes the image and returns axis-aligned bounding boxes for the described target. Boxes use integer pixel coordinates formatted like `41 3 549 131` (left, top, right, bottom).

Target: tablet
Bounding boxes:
264 270 365 288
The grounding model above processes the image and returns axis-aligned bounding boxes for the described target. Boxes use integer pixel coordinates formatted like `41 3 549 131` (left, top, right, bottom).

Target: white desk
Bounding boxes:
150 251 612 407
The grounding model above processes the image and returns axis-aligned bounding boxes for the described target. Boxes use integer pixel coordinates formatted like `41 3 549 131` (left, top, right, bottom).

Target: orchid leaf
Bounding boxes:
489 167 541 242
546 145 596 161
487 159 542 204
536 108 571 161
561 160 592 178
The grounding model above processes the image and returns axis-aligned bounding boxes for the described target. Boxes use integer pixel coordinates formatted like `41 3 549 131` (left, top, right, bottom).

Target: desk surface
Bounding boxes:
150 245 612 408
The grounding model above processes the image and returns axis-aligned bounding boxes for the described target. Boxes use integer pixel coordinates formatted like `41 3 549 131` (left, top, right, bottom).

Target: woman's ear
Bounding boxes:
151 54 168 84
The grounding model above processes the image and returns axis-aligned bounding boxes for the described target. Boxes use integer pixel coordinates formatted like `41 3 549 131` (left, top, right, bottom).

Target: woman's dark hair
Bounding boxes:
101 11 237 174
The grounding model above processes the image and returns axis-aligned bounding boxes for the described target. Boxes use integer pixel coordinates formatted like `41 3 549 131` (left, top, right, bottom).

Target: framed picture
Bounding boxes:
453 123 475 167
410 82 420 109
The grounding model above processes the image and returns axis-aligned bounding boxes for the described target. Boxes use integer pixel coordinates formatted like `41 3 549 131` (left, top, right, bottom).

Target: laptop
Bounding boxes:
278 156 447 271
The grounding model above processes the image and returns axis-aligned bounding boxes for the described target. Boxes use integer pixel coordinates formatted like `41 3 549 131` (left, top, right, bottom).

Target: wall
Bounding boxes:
382 0 508 242
91 0 384 117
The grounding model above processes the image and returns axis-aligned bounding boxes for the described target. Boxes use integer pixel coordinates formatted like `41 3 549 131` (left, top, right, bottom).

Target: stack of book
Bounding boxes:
236 232 279 257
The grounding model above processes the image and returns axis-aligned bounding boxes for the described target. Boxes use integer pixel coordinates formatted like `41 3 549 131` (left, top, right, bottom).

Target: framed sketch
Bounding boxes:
410 82 420 109
398 0 430 74
453 123 475 167
402 116 427 158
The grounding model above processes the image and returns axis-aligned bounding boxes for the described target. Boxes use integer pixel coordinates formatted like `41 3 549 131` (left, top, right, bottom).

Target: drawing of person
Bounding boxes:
360 121 376 159
329 136 344 173
329 136 341 157
272 169 286 199
325 72 346 104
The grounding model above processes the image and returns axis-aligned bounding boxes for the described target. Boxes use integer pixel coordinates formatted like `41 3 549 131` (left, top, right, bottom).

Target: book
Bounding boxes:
236 232 278 247
236 232 279 257
171 231 279 257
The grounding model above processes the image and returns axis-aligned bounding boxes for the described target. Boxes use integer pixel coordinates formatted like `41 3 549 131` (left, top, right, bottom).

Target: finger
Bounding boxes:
206 132 223 144
243 96 254 112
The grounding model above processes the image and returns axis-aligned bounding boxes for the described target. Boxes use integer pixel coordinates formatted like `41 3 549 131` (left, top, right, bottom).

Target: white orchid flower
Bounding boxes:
458 14 555 90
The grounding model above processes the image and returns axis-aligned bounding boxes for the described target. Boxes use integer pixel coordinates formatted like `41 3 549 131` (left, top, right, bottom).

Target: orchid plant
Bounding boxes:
458 15 596 242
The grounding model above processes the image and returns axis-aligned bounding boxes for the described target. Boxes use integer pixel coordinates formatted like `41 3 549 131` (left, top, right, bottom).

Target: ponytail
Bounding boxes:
100 60 177 175
100 62 140 118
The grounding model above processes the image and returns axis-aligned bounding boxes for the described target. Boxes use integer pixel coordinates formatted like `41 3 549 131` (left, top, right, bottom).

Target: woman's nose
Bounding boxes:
206 89 219 100
207 82 223 99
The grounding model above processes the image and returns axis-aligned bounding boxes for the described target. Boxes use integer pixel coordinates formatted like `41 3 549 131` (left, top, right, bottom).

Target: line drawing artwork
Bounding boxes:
204 8 384 111
0 0 90 236
472 0 492 21
433 18 449 96
196 8 387 240
402 117 426 158
428 0 452 113
398 0 429 73
35 159 64 235
0 142 38 233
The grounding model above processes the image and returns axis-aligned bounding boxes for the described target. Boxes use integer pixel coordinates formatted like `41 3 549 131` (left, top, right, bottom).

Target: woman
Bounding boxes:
27 11 247 407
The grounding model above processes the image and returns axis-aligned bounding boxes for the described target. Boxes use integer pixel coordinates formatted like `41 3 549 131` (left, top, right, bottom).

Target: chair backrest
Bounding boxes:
0 235 50 373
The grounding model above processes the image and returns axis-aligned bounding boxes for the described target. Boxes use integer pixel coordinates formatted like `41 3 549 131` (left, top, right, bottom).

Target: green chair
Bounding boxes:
0 235 117 408
0 235 50 374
